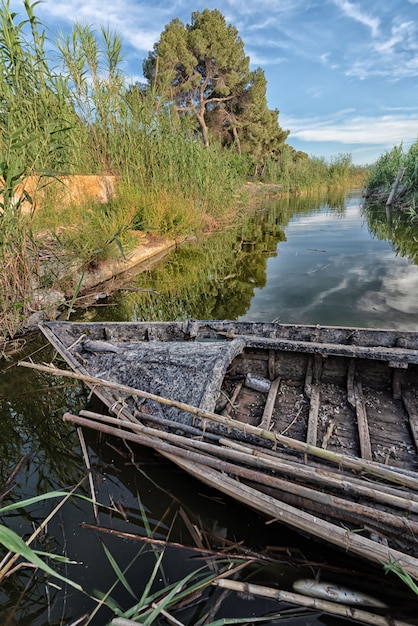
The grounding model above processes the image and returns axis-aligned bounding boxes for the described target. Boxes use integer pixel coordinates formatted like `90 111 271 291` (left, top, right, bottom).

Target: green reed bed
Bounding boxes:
0 2 244 339
365 141 418 213
0 0 368 341
262 151 368 192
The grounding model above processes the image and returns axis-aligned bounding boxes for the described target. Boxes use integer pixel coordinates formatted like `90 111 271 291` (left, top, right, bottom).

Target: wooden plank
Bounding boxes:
354 382 372 461
304 355 313 398
268 349 275 380
259 377 281 431
392 368 403 400
221 381 242 416
346 359 356 410
402 390 418 452
234 335 418 366
313 353 322 383
42 320 418 351
306 386 320 447
321 421 335 450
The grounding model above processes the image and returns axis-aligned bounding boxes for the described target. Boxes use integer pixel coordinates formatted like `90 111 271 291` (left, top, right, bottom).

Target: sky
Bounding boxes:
12 0 418 164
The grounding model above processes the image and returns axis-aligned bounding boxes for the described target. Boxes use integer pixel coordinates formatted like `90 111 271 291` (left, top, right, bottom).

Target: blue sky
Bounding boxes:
13 0 418 164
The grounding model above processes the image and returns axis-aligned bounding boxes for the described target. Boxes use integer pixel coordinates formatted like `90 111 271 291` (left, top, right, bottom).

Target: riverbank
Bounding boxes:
2 181 365 347
20 183 284 332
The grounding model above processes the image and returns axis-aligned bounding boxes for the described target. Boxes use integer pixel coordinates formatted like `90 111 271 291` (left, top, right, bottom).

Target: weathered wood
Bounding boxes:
306 386 320 447
386 167 405 206
167 454 418 580
392 368 403 400
20 361 418 491
43 319 418 350
347 359 356 410
268 349 275 380
221 381 242 416
354 382 372 461
68 411 418 537
37 319 418 573
402 390 418 452
78 410 418 514
313 353 322 382
304 355 313 398
321 420 335 450
212 579 410 626
259 377 280 430
233 334 418 365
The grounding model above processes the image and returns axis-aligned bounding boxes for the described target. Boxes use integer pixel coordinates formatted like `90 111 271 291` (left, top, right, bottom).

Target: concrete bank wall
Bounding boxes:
7 174 117 213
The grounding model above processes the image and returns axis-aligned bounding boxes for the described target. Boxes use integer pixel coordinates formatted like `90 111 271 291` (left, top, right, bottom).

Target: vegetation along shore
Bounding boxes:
0 0 397 344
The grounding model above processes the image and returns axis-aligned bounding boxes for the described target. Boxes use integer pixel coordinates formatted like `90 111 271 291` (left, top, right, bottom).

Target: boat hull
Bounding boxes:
39 319 418 577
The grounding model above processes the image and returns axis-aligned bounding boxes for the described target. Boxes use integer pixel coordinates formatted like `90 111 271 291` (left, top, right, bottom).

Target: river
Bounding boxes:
1 190 418 625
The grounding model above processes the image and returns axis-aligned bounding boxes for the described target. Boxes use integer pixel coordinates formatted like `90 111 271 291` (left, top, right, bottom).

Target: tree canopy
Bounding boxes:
143 8 288 166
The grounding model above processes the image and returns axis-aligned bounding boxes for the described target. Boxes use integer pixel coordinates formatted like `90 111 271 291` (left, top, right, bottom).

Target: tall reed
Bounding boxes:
365 141 418 213
0 0 75 339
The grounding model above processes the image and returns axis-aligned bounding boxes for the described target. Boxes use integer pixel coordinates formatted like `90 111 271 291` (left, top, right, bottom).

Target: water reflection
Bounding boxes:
78 189 418 330
3 189 418 624
363 201 418 264
76 191 346 324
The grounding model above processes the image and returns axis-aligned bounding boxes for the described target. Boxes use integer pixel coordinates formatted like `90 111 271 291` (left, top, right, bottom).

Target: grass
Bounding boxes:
263 151 369 192
365 140 418 212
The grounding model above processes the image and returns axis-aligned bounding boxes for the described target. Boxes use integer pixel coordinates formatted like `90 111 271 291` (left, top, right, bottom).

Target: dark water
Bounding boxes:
1 190 418 625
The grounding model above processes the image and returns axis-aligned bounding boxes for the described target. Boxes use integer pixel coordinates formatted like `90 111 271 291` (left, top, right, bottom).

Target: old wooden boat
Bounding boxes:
35 319 418 578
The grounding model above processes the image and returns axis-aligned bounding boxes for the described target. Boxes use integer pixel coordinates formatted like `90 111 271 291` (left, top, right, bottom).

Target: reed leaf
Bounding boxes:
101 541 138 601
0 524 83 591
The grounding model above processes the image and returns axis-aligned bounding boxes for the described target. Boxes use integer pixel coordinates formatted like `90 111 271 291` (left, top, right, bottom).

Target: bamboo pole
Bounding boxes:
67 412 418 537
165 454 418 580
213 579 414 626
79 409 418 513
19 360 418 490
65 409 418 577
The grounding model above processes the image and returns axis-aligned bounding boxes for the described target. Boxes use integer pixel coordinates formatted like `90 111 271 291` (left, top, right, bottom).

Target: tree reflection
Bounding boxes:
362 201 418 265
81 192 345 323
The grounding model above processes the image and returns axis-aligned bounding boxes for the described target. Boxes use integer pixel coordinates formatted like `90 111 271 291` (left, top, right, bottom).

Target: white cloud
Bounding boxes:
332 0 380 37
346 16 418 80
283 112 418 146
358 263 418 318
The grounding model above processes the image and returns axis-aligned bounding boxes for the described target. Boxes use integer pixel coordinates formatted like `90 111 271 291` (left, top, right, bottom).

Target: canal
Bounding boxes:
1 189 418 625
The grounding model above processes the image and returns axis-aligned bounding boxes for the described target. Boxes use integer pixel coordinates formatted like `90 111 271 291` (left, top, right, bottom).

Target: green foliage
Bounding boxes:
261 148 366 192
143 8 252 147
365 139 418 215
403 140 418 189
0 0 75 171
384 561 418 597
56 22 126 174
209 67 289 175
0 1 368 339
143 10 289 171
366 144 404 192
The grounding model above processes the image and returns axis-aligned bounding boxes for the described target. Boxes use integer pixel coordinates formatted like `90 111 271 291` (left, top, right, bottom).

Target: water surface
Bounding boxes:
2 190 418 625
87 190 418 330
